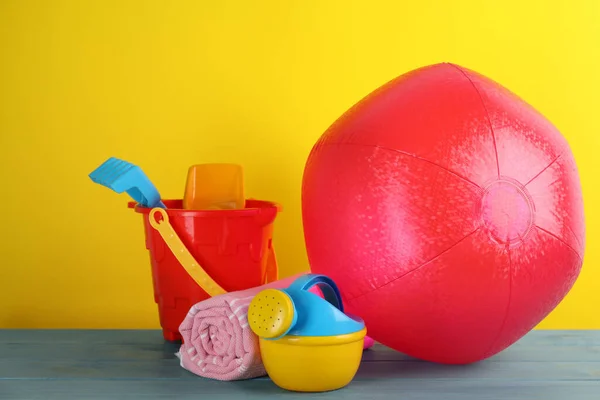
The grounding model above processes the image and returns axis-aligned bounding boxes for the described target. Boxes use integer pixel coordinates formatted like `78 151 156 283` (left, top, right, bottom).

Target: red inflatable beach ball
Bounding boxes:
301 63 585 364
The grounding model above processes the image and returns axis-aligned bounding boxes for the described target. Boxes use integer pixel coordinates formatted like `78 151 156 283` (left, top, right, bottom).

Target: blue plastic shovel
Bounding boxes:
89 157 167 208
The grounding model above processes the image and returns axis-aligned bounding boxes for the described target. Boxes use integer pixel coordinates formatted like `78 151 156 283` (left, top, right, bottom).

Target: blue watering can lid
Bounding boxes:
277 274 365 338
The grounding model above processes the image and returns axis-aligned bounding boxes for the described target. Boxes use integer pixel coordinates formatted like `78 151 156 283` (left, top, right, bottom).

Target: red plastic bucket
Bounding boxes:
129 199 281 341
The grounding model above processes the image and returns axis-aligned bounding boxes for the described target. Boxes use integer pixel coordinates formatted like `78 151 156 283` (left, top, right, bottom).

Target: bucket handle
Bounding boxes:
148 207 278 297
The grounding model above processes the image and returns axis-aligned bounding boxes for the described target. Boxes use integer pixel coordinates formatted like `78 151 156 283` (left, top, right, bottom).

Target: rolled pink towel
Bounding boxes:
177 273 375 381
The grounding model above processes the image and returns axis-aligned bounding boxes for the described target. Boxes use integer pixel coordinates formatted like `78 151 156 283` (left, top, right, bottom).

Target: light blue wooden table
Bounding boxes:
1 330 598 399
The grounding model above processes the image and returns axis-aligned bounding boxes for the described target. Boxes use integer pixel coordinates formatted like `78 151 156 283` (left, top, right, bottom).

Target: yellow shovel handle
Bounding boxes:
148 208 227 297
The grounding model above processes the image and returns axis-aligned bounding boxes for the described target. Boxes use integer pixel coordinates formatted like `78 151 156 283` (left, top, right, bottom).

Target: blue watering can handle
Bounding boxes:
288 274 344 313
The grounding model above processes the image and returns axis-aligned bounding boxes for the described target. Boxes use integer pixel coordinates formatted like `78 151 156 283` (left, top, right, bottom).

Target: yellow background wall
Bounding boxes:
1 0 598 329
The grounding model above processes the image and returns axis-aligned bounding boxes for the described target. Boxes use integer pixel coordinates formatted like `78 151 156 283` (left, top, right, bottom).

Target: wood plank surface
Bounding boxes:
1 329 599 399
